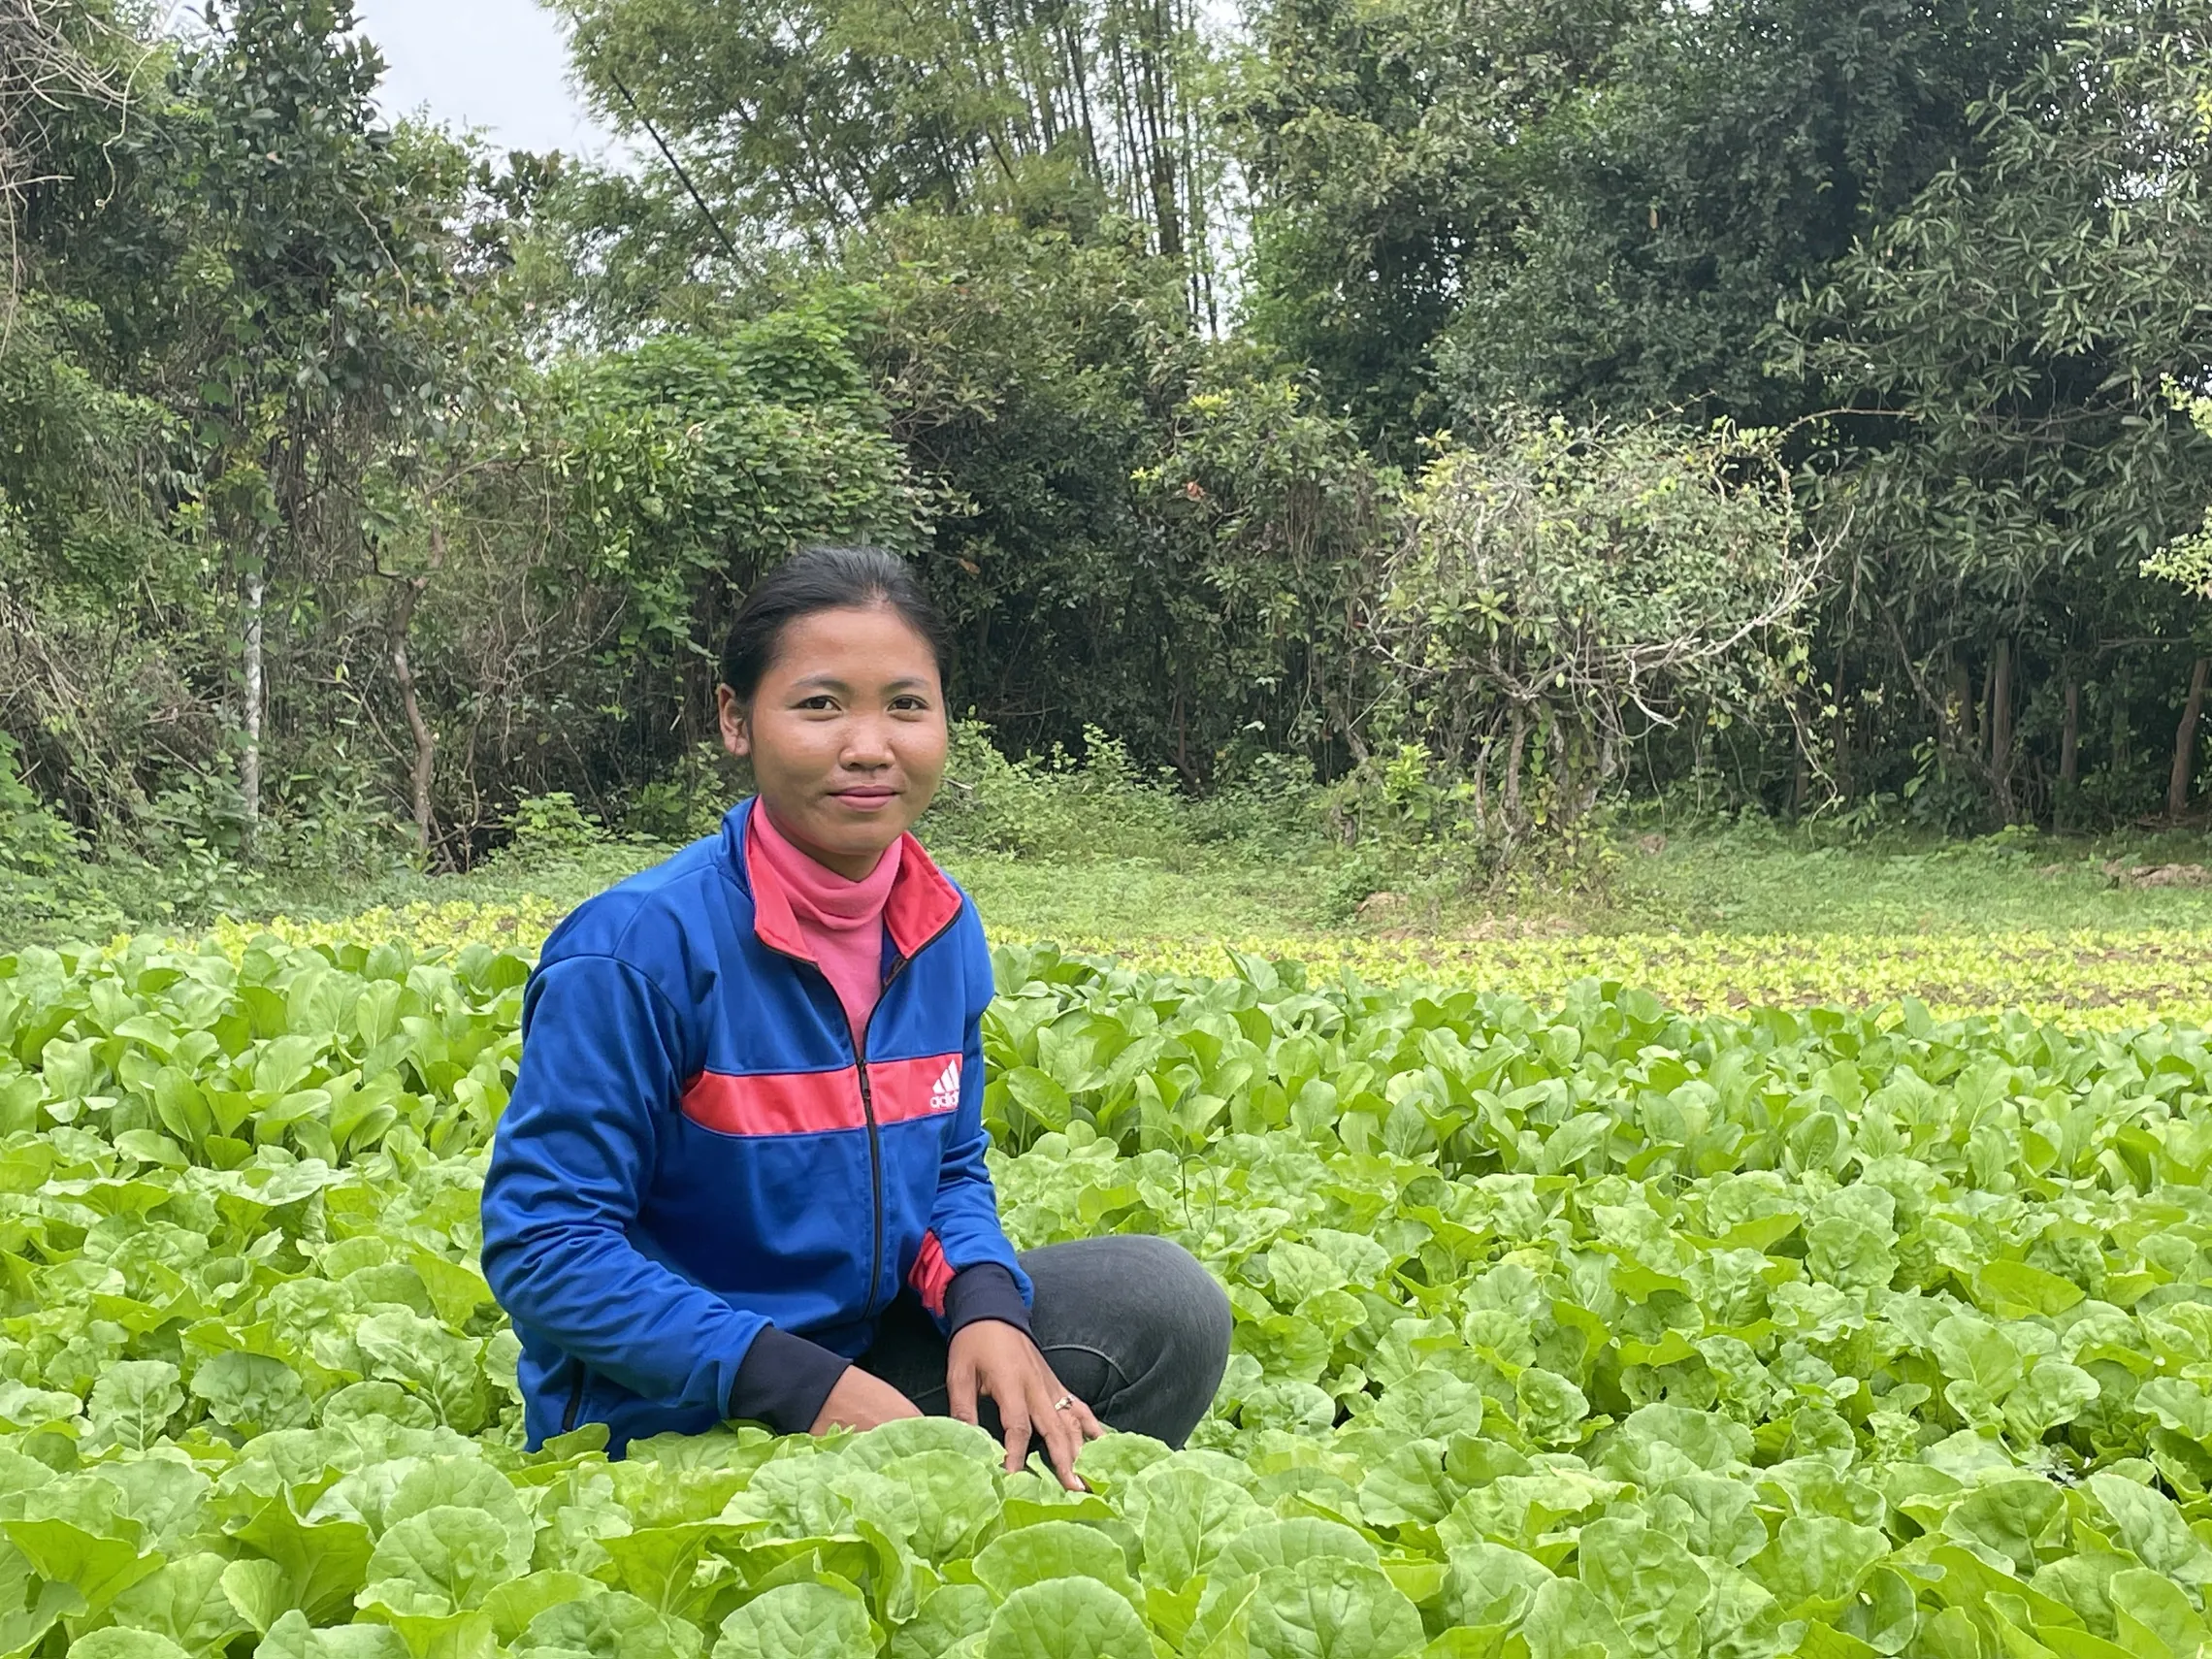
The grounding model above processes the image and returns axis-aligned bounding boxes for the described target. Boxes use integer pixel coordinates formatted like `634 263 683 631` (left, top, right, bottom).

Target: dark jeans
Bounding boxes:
860 1235 1233 1449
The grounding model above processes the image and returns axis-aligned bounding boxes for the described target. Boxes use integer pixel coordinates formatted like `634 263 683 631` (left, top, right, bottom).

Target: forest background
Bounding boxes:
7 0 2212 935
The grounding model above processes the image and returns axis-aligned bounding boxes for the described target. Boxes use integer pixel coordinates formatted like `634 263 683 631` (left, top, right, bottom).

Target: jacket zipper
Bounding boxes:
751 880 965 1322
853 950 920 1320
854 991 890 1320
561 1364 586 1433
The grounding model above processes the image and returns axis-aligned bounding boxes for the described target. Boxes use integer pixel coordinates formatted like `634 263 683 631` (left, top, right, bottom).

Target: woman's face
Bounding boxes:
718 603 949 879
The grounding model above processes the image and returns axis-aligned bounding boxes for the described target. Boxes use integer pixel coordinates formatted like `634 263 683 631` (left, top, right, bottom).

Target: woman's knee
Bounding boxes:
1101 1235 1232 1386
1150 1237 1233 1365
1127 1239 1231 1444
1024 1233 1233 1376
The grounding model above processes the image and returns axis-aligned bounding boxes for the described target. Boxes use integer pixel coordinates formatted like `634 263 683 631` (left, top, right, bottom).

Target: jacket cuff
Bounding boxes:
728 1326 852 1434
944 1262 1032 1338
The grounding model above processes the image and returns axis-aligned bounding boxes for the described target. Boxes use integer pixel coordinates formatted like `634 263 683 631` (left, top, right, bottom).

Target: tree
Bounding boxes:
1233 0 1644 454
0 0 131 298
843 212 1387 775
1782 0 2212 823
553 0 1228 313
172 0 458 846
1234 0 2060 454
1436 0 2059 432
2142 389 2212 820
1365 413 1819 849
541 303 927 748
0 3 196 832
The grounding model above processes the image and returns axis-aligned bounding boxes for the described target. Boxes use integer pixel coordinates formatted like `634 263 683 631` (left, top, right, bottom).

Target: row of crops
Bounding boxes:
1 929 2211 1656
208 904 2212 1029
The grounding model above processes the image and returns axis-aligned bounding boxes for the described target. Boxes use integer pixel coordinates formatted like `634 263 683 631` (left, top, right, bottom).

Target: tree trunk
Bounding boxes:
1832 649 1850 800
2058 676 2079 830
1502 702 1528 837
1470 735 1492 841
240 565 265 848
390 571 436 856
1942 659 1973 754
2169 656 2210 821
1132 0 1182 257
1323 667 1369 765
1989 637 2014 823
1976 652 1995 760
1171 660 1192 787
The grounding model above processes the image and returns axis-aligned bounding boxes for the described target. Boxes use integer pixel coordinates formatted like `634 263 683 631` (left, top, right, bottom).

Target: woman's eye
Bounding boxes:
795 696 838 712
891 696 930 713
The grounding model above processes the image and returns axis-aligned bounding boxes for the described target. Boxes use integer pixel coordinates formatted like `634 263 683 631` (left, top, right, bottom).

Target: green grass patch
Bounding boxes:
1606 825 2212 934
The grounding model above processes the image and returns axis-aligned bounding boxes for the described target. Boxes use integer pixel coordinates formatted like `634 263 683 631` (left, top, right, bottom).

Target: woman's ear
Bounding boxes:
717 685 751 760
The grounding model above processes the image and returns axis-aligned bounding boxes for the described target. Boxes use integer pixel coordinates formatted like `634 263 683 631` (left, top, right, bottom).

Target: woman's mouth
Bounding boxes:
831 787 898 812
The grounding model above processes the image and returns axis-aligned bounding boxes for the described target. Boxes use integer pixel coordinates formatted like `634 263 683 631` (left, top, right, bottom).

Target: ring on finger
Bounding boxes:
1053 1395 1073 1412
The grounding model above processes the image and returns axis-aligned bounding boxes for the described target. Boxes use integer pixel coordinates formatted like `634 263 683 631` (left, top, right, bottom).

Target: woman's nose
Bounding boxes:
841 718 895 765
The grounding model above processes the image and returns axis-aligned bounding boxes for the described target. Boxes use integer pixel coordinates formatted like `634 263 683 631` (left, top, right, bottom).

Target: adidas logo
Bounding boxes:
928 1057 961 1115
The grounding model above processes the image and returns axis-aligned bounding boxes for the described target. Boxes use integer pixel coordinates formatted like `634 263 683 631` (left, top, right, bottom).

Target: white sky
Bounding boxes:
351 0 625 162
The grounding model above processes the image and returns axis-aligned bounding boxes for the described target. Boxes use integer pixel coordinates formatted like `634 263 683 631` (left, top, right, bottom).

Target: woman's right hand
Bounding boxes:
810 1366 924 1434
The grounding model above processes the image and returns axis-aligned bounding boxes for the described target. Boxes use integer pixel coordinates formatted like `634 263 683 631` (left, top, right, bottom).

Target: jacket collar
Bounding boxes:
728 797 962 962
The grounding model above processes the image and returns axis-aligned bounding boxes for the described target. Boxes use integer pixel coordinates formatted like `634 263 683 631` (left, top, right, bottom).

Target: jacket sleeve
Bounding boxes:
908 911 1035 1338
481 952 848 1431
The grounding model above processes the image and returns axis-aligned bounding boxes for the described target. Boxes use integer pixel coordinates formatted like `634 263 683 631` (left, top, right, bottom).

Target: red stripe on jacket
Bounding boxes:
910 1229 955 1316
868 1053 963 1124
680 1068 865 1135
679 1052 962 1137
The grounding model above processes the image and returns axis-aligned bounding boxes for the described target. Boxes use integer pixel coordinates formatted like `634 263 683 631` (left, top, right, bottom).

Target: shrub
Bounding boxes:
1368 413 1823 855
925 720 1185 859
493 793 617 867
0 732 80 879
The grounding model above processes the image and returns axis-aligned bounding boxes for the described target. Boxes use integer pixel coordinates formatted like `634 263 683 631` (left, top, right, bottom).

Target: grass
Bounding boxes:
942 849 1358 939
124 813 2212 1029
16 750 2212 1023
1605 823 2212 934
953 814 2212 944
49 825 2212 947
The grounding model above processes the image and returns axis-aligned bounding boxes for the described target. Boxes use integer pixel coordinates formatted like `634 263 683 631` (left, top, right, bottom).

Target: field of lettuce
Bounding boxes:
2 924 2211 1658
207 903 2212 1030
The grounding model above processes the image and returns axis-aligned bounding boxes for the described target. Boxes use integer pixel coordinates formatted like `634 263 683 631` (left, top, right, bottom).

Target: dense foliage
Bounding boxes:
1368 419 1818 849
8 0 2212 890
0 934 2208 1655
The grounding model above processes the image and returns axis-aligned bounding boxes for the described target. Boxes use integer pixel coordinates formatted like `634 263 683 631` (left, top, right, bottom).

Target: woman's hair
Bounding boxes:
718 545 952 700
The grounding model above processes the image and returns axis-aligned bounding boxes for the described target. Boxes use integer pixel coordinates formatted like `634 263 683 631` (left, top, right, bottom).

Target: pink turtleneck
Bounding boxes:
749 802 901 1036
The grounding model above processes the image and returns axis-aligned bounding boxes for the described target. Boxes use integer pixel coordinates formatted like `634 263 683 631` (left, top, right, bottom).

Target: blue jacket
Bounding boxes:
481 799 1032 1453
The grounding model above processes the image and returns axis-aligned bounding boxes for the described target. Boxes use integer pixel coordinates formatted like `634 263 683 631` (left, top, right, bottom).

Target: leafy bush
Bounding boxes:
925 721 1331 869
1372 415 1823 854
2144 386 2212 600
496 792 609 863
486 794 668 890
622 741 741 844
1179 749 1322 851
127 771 264 923
925 721 1187 859
0 732 80 882
1317 740 1620 907
0 732 93 928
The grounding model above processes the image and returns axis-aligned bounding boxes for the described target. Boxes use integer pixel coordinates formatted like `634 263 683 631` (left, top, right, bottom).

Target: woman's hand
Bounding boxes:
947 1319 1104 1489
810 1366 924 1435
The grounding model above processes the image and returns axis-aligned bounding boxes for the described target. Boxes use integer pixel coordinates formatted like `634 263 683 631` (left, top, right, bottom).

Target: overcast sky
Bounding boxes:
352 0 624 161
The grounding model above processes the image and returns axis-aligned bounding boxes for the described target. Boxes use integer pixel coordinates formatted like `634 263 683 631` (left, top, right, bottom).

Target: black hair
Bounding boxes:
717 545 952 700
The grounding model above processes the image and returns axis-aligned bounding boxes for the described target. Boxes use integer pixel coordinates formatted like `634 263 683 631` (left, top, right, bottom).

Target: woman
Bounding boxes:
481 546 1232 1485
